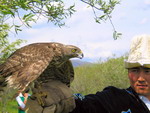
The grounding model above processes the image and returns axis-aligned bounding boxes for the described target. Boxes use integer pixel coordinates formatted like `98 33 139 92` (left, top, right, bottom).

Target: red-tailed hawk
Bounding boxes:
0 42 83 93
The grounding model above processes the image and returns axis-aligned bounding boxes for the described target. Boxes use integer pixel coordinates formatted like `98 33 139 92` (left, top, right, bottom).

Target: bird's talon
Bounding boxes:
31 91 48 106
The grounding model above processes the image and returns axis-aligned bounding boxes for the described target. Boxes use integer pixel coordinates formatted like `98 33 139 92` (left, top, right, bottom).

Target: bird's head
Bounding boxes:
63 45 84 59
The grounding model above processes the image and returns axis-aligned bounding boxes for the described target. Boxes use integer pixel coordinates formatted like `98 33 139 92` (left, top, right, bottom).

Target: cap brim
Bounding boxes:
125 61 150 68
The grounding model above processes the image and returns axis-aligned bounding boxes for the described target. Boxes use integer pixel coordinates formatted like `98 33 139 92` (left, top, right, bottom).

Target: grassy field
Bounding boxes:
0 55 129 112
0 100 18 113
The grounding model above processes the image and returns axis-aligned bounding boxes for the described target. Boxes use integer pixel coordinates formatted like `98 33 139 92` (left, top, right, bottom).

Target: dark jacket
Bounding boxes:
70 86 150 113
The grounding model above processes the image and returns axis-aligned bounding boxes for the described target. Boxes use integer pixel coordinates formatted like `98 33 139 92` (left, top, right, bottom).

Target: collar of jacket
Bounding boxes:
125 87 150 112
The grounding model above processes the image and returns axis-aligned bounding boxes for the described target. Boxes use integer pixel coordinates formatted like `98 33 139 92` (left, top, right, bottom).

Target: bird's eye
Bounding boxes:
72 49 77 53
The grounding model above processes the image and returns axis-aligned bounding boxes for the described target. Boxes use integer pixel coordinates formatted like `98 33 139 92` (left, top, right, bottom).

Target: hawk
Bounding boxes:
0 42 83 94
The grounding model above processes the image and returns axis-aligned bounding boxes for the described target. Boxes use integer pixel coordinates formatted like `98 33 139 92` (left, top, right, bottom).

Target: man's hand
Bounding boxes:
24 93 29 98
23 93 29 104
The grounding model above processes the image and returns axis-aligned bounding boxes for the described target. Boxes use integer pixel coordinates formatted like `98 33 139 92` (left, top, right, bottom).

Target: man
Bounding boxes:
69 35 150 113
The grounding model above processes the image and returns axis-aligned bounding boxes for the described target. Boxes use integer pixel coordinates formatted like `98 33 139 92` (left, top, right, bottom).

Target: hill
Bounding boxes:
71 59 92 67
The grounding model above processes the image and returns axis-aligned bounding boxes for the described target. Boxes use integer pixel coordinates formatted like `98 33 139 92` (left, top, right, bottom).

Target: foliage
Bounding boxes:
0 24 25 64
0 0 122 39
80 0 122 40
0 99 17 113
71 55 129 95
0 0 121 39
0 0 75 33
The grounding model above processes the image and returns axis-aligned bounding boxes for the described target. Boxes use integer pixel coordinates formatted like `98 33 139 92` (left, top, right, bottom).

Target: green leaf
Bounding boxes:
113 31 122 40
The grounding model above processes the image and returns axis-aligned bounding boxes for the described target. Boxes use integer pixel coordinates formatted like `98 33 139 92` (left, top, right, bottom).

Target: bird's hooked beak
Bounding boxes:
77 51 84 59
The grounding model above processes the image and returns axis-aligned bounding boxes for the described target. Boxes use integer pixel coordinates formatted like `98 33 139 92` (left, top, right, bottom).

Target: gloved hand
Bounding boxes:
25 79 75 113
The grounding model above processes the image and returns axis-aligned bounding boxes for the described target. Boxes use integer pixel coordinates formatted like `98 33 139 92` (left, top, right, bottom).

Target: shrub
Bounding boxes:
71 55 129 95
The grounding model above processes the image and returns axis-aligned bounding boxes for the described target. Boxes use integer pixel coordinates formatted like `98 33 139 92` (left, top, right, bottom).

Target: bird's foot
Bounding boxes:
31 90 48 106
31 81 48 107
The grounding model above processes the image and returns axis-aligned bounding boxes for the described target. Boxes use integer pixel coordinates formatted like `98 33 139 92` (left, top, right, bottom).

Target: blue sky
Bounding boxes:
10 0 150 62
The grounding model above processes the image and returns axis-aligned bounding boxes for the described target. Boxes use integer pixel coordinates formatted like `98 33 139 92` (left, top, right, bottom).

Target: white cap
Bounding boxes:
125 34 150 68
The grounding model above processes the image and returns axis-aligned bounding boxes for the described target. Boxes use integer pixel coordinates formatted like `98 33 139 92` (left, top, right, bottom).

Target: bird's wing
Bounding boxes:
0 43 55 91
6 59 50 91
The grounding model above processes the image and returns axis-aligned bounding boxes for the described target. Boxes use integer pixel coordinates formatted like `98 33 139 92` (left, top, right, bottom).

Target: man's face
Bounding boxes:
128 66 150 99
